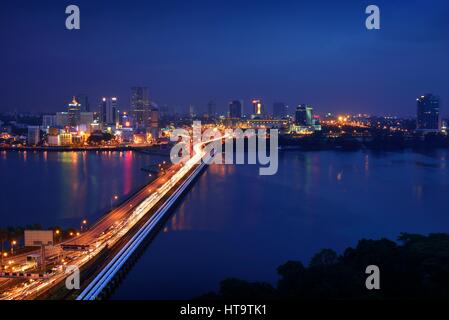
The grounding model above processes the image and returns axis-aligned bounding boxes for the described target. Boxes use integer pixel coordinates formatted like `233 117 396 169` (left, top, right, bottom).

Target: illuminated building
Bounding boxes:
59 133 73 146
68 97 81 127
27 126 40 146
295 104 313 126
47 135 59 146
252 99 263 118
229 100 243 118
291 104 321 134
100 97 119 127
416 94 440 133
133 133 147 144
131 87 150 128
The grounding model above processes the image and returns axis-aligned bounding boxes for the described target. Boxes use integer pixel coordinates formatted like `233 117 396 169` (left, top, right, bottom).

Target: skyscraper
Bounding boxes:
416 94 440 132
295 104 313 126
42 115 56 128
67 97 81 127
110 97 119 125
229 100 243 118
252 99 263 117
149 107 159 140
273 102 288 119
27 126 40 145
100 97 120 126
75 95 90 112
131 87 150 128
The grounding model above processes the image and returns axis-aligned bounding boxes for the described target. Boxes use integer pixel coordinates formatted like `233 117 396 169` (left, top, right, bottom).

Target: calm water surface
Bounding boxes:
0 150 157 227
2 149 449 299
113 149 449 299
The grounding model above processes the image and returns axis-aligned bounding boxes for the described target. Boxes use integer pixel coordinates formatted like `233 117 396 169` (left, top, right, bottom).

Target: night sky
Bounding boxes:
1 0 449 116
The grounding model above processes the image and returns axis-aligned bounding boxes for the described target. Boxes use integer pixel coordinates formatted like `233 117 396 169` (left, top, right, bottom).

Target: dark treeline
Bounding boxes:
200 233 449 299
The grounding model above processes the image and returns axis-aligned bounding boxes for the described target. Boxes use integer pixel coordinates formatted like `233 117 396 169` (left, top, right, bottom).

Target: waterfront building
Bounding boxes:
59 132 73 146
251 99 264 119
27 126 40 145
291 104 321 134
295 104 313 126
416 94 440 133
47 134 59 146
68 97 81 127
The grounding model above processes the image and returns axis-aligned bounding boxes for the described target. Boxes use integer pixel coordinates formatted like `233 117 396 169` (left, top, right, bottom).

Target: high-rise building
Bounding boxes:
75 95 90 112
188 105 195 118
68 97 81 127
273 102 288 119
207 101 216 118
42 115 56 128
229 100 243 118
252 99 264 118
79 112 94 126
56 112 69 127
416 94 440 132
149 107 159 140
295 104 313 126
27 126 40 145
100 97 119 126
110 97 119 125
131 87 150 128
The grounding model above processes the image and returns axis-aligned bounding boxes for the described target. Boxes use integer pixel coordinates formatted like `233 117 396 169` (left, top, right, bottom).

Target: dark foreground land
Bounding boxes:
200 233 449 299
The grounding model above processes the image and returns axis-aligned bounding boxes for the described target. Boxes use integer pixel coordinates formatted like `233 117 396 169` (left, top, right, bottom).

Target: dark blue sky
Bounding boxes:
1 0 448 116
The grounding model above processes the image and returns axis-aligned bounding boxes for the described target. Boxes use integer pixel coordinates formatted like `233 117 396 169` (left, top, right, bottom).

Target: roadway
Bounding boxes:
0 134 223 300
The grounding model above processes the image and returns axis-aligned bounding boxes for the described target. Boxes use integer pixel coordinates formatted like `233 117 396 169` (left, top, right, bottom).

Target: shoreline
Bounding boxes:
0 145 169 152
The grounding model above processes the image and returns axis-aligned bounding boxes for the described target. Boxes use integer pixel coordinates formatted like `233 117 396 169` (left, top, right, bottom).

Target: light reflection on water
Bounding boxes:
113 149 449 300
0 151 159 227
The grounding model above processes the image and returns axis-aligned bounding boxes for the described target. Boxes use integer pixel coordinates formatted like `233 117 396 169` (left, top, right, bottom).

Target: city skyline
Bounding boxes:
3 0 449 305
1 0 449 116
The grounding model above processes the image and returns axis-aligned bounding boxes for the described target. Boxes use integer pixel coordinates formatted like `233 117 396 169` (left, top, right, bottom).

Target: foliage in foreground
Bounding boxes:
200 233 449 299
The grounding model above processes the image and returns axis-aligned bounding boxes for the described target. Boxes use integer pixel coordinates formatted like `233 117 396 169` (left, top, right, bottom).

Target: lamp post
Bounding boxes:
110 195 118 210
81 219 88 232
10 240 16 255
1 252 7 270
55 229 61 243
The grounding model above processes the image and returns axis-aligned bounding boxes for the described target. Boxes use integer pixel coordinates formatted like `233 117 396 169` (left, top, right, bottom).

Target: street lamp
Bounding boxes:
10 240 16 255
81 219 88 232
110 195 118 209
55 229 61 243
